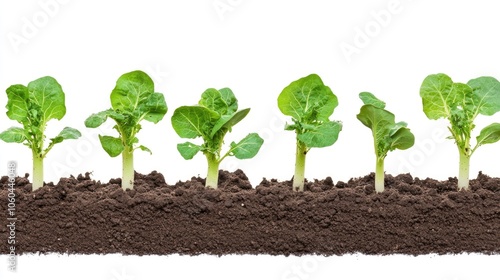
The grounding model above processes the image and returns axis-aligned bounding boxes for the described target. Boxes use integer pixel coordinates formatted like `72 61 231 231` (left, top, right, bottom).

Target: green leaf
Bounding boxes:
359 92 386 109
177 142 202 160
229 133 264 159
27 76 66 122
98 135 124 157
50 127 81 144
389 126 415 151
284 123 298 131
298 121 342 148
5 85 30 123
219 88 238 114
476 123 500 147
357 104 396 158
171 106 219 138
58 127 81 139
137 145 152 154
142 92 168 123
357 105 395 132
199 88 228 115
107 110 127 123
210 108 250 137
110 70 155 112
0 127 27 143
278 74 338 122
84 110 112 128
389 121 408 136
420 73 457 120
467 76 500 116
358 92 413 153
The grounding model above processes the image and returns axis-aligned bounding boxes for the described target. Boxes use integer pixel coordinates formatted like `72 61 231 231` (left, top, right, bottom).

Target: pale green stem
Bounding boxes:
122 146 134 190
458 150 470 190
205 153 220 189
293 140 307 192
375 157 385 193
32 151 44 191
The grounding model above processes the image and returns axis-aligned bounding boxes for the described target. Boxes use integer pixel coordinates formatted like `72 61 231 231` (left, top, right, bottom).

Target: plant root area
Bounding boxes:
1 170 499 256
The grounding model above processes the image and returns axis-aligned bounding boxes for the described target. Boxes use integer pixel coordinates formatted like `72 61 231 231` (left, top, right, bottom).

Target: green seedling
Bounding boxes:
357 92 415 192
277 74 342 191
420 73 500 190
0 76 81 190
85 70 167 190
171 87 263 189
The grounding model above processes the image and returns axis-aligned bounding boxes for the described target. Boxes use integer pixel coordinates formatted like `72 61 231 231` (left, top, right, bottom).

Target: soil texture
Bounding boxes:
1 170 499 256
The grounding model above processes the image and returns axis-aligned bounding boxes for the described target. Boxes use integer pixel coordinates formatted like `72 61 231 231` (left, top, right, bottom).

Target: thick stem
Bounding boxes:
122 146 134 190
293 140 307 192
205 153 220 189
375 157 385 193
32 151 44 191
458 150 470 190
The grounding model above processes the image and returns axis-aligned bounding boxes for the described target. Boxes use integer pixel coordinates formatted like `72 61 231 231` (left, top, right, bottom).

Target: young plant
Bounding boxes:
171 88 264 189
0 76 81 190
420 73 500 190
356 92 415 193
277 74 342 192
84 70 167 190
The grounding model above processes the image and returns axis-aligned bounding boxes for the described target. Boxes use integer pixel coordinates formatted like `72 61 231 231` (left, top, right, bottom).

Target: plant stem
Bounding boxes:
293 140 307 192
32 151 44 191
458 150 470 190
122 146 134 190
205 153 220 189
375 157 385 193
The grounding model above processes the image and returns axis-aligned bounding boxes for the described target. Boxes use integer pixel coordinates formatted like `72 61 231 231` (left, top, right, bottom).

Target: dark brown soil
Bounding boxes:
1 170 499 256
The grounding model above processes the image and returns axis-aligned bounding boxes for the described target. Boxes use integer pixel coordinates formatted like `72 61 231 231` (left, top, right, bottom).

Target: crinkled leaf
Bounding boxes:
389 127 415 151
0 127 27 143
58 127 81 139
84 110 113 128
210 108 250 137
229 133 264 159
98 135 124 157
110 70 155 112
5 85 29 123
298 121 342 148
467 76 500 116
199 88 228 115
27 76 66 122
278 74 338 122
50 127 81 144
177 142 202 160
219 88 238 114
359 92 386 109
142 92 168 123
108 110 127 123
476 123 500 147
171 106 219 138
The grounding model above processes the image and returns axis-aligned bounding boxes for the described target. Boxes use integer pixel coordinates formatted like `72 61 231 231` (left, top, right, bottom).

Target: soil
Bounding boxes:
1 170 499 256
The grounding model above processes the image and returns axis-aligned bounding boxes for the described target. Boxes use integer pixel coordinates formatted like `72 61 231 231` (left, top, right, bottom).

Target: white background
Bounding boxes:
1 0 500 279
